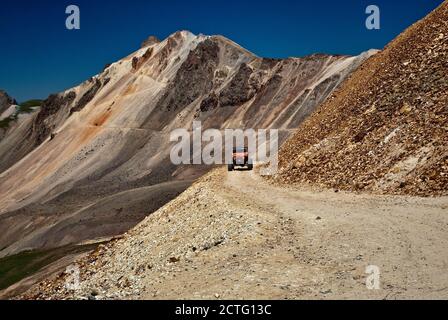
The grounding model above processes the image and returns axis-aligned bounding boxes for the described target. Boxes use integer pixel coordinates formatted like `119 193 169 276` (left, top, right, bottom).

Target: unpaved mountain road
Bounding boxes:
221 169 448 299
22 168 448 300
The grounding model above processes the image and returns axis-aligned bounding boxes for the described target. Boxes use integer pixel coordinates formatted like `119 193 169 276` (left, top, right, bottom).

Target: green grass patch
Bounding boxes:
0 243 100 291
0 99 42 129
18 99 43 113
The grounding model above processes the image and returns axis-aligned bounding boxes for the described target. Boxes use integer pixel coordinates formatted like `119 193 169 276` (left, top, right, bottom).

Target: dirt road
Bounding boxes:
22 168 448 300
222 169 448 299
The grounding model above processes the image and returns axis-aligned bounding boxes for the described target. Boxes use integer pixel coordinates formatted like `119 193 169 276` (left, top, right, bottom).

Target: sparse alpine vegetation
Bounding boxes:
0 99 41 130
18 99 44 113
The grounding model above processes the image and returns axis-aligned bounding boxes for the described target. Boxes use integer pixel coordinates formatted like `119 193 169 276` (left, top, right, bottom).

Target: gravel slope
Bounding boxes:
277 1 448 196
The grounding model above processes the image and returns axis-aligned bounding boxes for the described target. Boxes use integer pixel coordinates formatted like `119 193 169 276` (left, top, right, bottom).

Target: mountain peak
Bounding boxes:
140 31 197 49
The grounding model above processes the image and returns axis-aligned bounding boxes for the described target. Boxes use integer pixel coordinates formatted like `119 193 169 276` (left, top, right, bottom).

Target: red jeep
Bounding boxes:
228 147 253 171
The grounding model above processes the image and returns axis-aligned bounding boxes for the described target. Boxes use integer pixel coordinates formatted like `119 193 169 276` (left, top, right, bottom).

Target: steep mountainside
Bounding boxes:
0 31 373 258
276 1 448 196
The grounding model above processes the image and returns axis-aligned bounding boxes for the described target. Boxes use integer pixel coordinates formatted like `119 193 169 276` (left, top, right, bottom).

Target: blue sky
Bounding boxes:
0 0 443 102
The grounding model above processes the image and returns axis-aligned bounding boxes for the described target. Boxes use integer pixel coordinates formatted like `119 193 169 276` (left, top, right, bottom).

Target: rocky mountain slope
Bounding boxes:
276 1 448 196
0 31 373 259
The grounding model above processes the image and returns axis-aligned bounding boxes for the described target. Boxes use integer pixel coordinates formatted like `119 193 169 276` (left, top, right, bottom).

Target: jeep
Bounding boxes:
228 147 253 171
